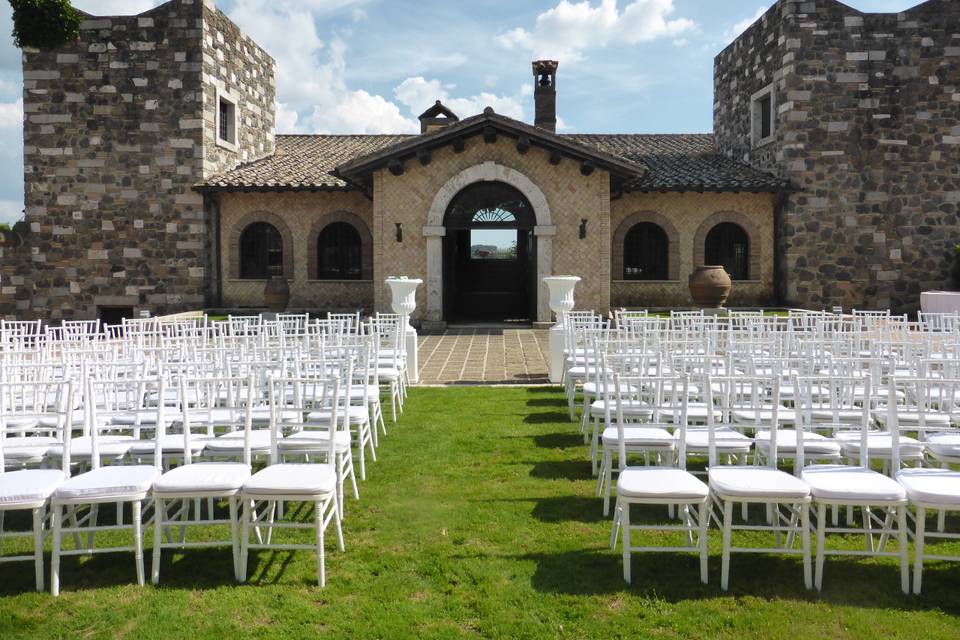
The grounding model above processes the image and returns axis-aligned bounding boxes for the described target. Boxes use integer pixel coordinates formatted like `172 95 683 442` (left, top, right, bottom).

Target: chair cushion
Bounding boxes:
582 381 632 396
3 436 59 448
48 435 134 459
709 466 810 500
926 433 960 459
204 430 272 454
127 434 209 455
896 468 960 507
617 467 708 500
801 465 906 502
54 465 159 501
2 443 52 466
589 399 652 418
601 426 676 448
684 428 753 452
153 462 251 495
243 463 336 496
279 430 352 452
0 417 40 431
306 406 370 425
732 408 797 424
873 410 952 427
835 432 925 458
753 430 841 456
0 469 66 506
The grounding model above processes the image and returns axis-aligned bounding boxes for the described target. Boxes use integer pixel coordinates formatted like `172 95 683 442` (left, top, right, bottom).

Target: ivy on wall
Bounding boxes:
9 0 82 50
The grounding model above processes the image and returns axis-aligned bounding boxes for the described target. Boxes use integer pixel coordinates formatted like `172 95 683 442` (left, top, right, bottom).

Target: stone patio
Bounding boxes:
417 328 550 385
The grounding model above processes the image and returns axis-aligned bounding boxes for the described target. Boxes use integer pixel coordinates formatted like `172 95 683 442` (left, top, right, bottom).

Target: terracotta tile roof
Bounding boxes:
200 135 413 190
565 133 787 192
199 130 786 193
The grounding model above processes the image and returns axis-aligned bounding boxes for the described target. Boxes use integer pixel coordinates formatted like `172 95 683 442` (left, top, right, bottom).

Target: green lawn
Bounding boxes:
1 387 959 639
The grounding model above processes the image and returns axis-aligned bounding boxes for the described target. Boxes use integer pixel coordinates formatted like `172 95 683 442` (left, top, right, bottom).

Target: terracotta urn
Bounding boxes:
264 275 290 312
688 266 732 308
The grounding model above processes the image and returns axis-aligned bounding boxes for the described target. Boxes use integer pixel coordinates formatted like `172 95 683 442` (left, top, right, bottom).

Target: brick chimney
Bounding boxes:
532 60 558 132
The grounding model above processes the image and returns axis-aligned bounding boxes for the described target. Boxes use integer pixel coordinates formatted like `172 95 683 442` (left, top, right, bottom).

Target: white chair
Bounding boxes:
705 375 812 591
49 378 164 596
610 373 709 584
239 376 345 587
151 375 257 584
0 380 73 591
798 373 910 594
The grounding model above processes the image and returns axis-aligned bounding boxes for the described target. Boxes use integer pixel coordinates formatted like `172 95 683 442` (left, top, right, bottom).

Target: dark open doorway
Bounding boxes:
443 181 536 323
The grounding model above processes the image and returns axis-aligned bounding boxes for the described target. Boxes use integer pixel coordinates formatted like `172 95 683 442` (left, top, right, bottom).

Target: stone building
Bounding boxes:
715 0 960 311
1 0 954 324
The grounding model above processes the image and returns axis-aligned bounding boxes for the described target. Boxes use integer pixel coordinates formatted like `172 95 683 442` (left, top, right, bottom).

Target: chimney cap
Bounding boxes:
532 60 559 75
417 100 459 134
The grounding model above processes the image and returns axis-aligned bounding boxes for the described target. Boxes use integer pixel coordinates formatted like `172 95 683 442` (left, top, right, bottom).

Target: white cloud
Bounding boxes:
275 102 300 133
0 99 21 129
725 6 767 41
497 0 695 63
72 1 166 16
393 76 529 122
0 198 23 225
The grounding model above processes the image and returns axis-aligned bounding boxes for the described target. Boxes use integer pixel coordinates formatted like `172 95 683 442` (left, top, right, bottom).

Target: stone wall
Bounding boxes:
218 190 375 311
610 191 776 308
0 0 274 321
715 0 960 311
370 135 611 323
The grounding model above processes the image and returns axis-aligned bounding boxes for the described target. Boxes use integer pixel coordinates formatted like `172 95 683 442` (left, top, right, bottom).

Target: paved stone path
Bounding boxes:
417 328 550 385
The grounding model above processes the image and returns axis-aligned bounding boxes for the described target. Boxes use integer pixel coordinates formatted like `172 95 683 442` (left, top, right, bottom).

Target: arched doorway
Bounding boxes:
443 181 536 322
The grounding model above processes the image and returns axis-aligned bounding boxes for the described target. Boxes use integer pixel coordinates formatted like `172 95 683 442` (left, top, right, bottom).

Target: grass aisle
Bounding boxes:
1 387 959 638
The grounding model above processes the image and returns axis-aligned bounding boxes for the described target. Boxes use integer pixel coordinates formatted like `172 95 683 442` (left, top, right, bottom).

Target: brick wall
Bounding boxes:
218 190 375 311
715 0 960 311
610 191 776 308
370 136 611 322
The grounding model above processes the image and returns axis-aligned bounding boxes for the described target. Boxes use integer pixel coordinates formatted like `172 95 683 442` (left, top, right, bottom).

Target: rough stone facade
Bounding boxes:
715 0 960 311
610 191 776 308
0 0 274 320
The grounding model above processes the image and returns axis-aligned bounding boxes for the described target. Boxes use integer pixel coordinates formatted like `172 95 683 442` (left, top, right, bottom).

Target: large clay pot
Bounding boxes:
688 266 732 308
264 275 290 312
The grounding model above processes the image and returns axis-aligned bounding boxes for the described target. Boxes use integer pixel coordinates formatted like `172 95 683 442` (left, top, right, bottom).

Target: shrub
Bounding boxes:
9 0 82 50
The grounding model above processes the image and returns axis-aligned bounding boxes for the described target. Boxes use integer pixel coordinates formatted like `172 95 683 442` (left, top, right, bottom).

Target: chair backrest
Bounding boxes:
794 373 871 469
705 374 782 470
0 379 74 474
268 376 341 467
178 375 256 465
83 377 166 471
613 372 689 470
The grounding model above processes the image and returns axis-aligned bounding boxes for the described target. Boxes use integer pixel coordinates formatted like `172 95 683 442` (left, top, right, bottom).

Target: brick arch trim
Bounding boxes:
307 211 374 280
229 211 295 280
612 211 681 281
693 211 763 280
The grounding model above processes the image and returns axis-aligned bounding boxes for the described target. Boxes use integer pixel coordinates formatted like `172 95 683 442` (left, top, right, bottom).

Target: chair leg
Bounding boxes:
815 503 826 591
699 502 709 584
239 499 250 582
32 506 45 592
602 452 613 517
610 500 621 550
720 499 733 591
621 501 631 584
914 507 925 595
800 503 812 590
897 506 909 595
51 503 62 597
152 497 164 585
333 497 345 552
133 500 144 587
315 501 326 588
229 496 241 582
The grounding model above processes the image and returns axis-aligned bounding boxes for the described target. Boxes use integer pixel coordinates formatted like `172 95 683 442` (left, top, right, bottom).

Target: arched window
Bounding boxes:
317 222 362 280
705 222 750 280
239 222 283 279
623 222 669 280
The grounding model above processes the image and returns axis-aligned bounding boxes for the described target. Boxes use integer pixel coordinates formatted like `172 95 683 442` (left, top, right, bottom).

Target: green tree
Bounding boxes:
9 0 81 50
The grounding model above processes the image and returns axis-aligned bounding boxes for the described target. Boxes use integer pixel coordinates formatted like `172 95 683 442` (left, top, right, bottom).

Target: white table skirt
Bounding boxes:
920 291 960 314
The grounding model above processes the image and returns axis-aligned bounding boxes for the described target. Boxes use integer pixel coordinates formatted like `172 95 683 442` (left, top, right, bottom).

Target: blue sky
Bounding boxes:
0 0 927 223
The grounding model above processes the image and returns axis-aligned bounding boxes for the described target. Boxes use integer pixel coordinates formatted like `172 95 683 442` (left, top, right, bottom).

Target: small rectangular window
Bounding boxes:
217 95 236 147
470 229 518 261
751 85 775 148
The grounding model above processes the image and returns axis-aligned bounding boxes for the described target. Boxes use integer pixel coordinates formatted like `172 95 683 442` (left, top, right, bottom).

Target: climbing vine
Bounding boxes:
9 0 82 50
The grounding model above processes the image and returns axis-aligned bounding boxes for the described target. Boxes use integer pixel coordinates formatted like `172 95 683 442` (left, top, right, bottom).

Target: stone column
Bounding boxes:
534 225 557 323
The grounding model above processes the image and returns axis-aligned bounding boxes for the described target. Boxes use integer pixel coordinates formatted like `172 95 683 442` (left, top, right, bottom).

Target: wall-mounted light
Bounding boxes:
395 222 403 242
579 219 588 240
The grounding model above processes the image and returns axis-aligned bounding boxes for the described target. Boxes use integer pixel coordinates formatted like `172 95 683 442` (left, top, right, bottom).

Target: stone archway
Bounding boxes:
423 161 555 322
